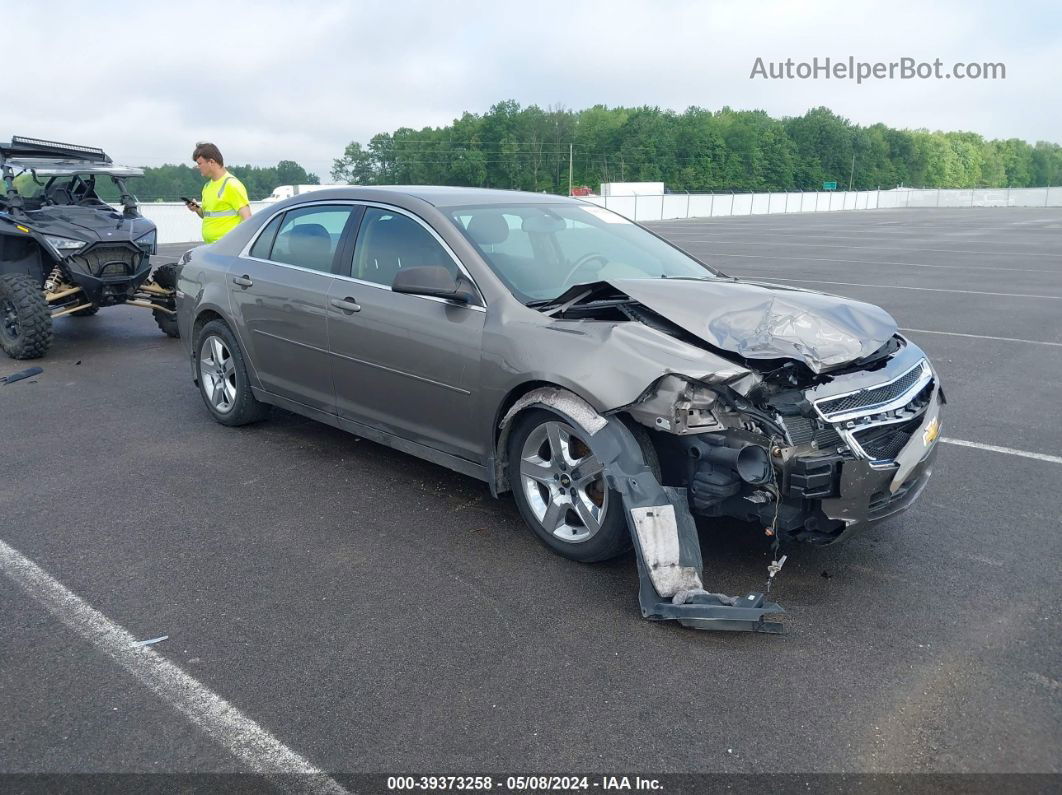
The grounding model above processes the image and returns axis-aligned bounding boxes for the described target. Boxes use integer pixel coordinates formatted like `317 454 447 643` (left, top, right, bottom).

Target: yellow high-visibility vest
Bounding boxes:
201 173 249 243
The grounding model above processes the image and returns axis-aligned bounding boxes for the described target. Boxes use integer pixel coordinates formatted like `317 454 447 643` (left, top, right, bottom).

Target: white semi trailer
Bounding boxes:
263 184 351 203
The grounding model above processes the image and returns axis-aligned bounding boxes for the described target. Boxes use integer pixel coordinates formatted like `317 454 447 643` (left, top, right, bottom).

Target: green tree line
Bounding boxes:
95 160 319 202
331 101 1062 193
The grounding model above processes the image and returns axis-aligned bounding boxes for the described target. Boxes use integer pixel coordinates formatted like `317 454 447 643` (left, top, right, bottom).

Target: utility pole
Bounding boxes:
568 143 573 196
848 151 856 191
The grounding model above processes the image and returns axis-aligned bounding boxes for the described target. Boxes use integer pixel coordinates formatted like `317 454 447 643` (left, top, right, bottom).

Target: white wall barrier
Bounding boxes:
123 200 272 245
136 187 1061 244
585 186 1062 222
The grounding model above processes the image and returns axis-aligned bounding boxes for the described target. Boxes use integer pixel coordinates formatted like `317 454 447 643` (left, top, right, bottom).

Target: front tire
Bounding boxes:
154 309 180 338
151 262 178 290
0 273 52 360
150 263 180 338
507 408 631 563
194 320 269 426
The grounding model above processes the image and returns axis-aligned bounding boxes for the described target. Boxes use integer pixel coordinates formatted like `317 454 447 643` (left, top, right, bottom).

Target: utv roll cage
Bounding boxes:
0 135 141 218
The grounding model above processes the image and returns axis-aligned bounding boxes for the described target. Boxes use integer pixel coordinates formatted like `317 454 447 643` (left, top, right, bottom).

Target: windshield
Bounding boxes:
447 202 722 304
7 170 137 204
11 170 44 198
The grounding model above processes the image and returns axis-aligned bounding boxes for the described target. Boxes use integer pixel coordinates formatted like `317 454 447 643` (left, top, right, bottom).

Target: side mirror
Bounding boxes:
391 266 477 304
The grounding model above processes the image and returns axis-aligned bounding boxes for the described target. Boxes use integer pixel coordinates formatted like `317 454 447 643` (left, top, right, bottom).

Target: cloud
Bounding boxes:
2 0 1057 179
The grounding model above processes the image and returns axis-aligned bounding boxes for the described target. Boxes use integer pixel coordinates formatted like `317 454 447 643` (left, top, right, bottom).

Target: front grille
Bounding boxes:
816 361 927 419
852 416 923 461
101 262 128 276
68 245 142 278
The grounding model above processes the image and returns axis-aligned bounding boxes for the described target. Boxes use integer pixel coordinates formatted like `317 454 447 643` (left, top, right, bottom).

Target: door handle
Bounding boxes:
232 275 253 288
330 297 361 313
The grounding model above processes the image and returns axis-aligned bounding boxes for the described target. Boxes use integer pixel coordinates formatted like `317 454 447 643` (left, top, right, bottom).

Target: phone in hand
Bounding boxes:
181 196 198 206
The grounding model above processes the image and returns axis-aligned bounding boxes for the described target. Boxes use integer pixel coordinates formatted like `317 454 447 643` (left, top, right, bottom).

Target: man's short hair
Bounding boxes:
192 142 224 167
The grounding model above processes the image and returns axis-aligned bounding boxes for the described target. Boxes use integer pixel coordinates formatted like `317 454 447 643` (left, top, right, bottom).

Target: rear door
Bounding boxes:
327 205 486 461
228 203 361 413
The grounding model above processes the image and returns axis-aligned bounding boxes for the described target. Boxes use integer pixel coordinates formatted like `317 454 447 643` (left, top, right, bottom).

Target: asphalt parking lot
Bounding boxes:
1 208 1059 784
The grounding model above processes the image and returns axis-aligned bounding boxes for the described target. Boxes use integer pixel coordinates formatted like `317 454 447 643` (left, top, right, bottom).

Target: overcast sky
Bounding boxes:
4 0 1058 179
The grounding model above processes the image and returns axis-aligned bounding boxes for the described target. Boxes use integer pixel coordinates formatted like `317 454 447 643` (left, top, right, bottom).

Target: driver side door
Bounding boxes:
328 206 486 461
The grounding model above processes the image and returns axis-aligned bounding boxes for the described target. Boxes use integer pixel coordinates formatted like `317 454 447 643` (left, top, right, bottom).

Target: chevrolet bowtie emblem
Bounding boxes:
922 416 941 446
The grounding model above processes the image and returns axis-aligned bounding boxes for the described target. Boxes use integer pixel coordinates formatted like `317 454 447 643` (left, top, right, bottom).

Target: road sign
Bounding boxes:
823 181 838 190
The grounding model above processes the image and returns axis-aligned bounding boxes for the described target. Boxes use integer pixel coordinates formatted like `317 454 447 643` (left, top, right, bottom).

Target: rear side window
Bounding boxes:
249 214 283 259
352 208 458 287
265 205 355 273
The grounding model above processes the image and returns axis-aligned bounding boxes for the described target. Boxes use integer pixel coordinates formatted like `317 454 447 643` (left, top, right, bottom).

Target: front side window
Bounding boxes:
352 208 459 288
267 205 354 273
448 203 721 304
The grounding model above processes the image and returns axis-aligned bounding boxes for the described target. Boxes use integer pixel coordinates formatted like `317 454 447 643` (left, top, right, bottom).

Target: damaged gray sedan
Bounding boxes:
174 187 944 633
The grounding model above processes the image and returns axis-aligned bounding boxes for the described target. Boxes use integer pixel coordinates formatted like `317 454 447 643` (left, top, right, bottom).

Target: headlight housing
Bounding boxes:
136 228 157 254
43 234 87 254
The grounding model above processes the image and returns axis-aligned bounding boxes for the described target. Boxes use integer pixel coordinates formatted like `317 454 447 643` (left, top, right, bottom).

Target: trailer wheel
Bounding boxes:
0 273 53 360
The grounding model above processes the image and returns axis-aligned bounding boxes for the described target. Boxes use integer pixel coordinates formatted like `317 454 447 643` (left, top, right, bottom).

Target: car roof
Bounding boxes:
286 185 585 209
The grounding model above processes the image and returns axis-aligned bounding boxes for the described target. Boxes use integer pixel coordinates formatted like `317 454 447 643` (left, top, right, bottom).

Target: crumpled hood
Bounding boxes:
610 277 899 373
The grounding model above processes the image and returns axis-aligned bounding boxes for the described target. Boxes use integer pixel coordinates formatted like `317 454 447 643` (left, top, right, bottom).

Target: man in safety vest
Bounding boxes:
185 142 251 243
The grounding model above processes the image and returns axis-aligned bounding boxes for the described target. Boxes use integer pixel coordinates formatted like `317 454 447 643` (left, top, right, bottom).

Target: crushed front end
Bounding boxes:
626 337 944 544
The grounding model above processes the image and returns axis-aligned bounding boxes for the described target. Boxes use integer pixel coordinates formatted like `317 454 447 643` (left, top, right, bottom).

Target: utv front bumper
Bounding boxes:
62 243 152 302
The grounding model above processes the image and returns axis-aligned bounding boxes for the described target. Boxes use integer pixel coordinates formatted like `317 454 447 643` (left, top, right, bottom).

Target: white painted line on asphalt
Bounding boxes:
672 249 1052 274
899 328 1062 347
750 276 1062 300
0 538 349 795
941 438 1062 465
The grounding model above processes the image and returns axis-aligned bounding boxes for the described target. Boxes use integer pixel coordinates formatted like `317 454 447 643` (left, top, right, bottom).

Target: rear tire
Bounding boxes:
0 273 52 360
507 408 631 563
194 319 269 426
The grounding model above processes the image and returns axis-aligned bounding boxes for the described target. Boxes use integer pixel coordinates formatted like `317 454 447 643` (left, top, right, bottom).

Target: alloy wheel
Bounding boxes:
519 420 609 544
199 335 237 413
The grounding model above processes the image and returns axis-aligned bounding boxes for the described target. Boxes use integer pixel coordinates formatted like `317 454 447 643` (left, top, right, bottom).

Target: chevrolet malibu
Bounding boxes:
174 187 943 574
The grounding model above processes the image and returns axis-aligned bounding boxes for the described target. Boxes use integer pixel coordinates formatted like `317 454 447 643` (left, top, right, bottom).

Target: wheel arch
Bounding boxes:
0 231 50 280
490 381 609 496
191 307 227 342
189 308 262 390
490 380 663 496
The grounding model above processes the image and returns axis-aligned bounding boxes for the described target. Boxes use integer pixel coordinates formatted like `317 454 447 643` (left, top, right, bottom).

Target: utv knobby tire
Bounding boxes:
194 319 269 426
0 273 52 360
154 310 180 338
150 263 180 338
151 262 179 290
